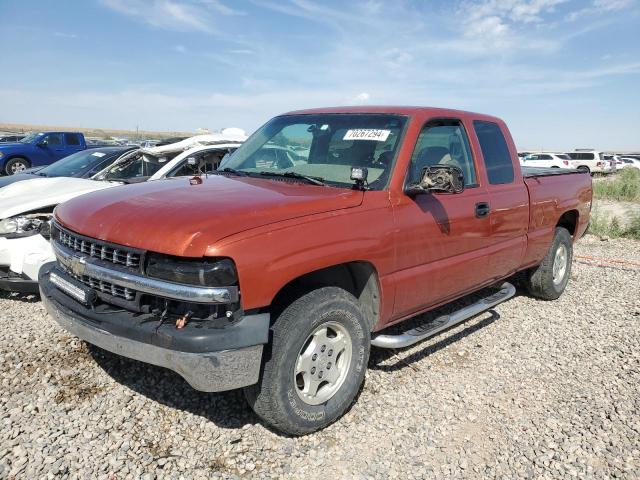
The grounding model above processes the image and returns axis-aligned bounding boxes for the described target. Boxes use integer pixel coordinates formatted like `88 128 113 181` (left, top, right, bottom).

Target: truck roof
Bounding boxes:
283 105 503 123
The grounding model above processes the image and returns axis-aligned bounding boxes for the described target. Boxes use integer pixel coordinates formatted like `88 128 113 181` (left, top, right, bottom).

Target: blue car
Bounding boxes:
0 131 88 175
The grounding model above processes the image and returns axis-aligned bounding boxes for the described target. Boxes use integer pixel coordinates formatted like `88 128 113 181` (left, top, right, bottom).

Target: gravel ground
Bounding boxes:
1 235 639 479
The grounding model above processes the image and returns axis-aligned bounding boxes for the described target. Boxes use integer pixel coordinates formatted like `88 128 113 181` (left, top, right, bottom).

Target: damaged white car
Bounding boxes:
0 131 246 293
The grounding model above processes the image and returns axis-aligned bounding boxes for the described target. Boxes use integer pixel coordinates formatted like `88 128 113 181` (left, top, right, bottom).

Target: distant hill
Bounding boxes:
0 122 195 141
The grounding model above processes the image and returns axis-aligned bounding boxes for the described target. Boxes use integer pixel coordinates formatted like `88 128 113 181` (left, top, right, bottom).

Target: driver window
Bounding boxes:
408 121 477 186
44 133 63 146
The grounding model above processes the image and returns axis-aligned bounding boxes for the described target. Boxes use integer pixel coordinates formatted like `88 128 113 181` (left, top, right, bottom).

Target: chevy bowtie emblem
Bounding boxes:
68 255 87 277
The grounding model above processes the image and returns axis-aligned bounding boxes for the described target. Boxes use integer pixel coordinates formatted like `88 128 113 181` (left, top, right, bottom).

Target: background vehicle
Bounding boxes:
0 134 26 143
619 157 640 170
0 137 245 293
520 152 572 169
0 146 136 190
41 106 592 436
0 131 87 175
565 150 611 174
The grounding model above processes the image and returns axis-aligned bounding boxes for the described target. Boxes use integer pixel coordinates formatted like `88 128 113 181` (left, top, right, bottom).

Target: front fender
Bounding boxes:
206 192 396 319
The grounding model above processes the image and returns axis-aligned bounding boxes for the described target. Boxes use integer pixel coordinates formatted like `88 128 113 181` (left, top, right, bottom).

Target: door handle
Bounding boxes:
475 202 490 218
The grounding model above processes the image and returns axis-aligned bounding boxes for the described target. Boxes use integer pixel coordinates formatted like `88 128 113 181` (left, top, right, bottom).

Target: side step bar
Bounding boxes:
371 282 516 349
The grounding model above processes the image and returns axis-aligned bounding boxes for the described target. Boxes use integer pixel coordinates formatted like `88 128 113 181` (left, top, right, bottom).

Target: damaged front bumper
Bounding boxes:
39 263 270 392
0 235 54 293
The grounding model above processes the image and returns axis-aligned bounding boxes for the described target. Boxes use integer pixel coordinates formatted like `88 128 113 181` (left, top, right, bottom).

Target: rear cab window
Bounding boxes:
473 121 514 185
65 133 82 146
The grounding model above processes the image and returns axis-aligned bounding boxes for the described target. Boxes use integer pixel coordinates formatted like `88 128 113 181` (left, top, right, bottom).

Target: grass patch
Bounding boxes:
593 168 640 202
589 210 640 240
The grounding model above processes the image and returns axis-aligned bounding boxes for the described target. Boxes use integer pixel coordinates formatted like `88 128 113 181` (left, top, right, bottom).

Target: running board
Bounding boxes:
371 282 516 349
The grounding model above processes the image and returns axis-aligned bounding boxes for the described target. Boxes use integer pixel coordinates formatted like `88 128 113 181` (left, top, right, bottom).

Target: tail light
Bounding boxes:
597 161 604 167
563 160 569 166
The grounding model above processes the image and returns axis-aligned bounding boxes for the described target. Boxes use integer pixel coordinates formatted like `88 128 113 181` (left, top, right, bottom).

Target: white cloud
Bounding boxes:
567 0 635 20
465 15 510 38
173 45 187 53
198 0 245 16
453 0 571 52
99 0 241 33
351 92 370 104
53 32 78 39
461 0 569 25
593 0 634 11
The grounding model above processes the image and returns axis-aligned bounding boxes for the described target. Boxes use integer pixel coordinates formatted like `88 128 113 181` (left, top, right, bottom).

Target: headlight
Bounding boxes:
0 152 4 159
0 215 51 238
145 254 238 287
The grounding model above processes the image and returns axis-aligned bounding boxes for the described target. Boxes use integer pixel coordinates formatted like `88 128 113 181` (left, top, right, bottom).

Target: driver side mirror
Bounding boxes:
36 140 47 147
406 165 465 196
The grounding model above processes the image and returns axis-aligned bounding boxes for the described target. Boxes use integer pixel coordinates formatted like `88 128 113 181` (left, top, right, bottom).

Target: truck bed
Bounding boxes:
521 166 584 178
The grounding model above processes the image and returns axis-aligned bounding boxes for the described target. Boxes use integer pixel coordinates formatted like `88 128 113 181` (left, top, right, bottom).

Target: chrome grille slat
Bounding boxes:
79 274 136 301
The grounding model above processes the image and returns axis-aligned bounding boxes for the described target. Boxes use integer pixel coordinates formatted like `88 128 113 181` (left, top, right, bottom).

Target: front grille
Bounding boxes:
80 275 136 301
55 225 142 270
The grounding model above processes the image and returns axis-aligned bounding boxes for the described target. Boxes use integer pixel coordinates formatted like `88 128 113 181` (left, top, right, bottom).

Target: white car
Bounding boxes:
520 153 572 169
0 135 245 294
619 157 640 170
565 151 612 174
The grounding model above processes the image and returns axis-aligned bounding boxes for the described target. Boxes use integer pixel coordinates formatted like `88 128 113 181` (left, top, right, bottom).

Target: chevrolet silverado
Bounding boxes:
40 107 592 435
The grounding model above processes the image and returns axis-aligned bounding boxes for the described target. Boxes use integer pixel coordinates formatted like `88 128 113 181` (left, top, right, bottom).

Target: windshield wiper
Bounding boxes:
257 171 326 186
212 167 250 176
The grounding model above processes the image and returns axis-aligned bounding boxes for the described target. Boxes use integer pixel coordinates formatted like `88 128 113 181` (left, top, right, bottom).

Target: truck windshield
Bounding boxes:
20 132 43 143
220 114 407 189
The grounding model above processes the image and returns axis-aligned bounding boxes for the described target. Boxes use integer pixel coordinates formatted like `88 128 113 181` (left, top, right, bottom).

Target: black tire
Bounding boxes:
244 287 370 436
5 157 30 175
525 227 573 300
577 165 590 174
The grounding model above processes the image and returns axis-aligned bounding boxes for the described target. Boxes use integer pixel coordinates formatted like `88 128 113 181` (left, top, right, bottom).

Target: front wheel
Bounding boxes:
244 287 370 436
4 157 30 175
525 227 573 300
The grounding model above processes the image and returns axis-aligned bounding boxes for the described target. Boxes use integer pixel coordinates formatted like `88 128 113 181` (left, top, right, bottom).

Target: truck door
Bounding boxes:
472 120 528 280
391 119 491 319
64 133 84 156
38 133 65 165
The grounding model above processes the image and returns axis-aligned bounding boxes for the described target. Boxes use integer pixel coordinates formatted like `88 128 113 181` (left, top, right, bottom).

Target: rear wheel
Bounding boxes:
577 165 590 174
5 157 30 175
525 227 573 300
244 287 370 435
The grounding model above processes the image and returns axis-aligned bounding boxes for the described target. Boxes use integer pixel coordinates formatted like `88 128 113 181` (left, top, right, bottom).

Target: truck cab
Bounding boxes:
0 131 86 175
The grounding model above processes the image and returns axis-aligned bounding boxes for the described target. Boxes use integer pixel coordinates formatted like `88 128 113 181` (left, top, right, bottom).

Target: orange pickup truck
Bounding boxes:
40 106 592 435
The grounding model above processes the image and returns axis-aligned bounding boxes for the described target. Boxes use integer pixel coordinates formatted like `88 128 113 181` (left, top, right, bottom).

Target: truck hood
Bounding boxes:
0 177 118 219
0 142 35 152
55 175 364 257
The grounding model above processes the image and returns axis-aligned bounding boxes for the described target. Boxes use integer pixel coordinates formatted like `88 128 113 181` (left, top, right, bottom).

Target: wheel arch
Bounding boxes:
3 155 32 171
557 209 579 238
269 261 381 331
